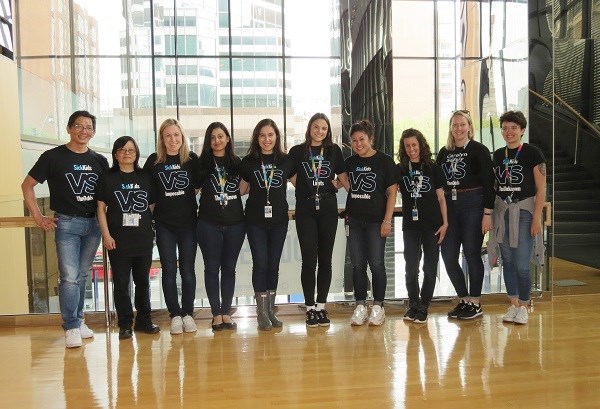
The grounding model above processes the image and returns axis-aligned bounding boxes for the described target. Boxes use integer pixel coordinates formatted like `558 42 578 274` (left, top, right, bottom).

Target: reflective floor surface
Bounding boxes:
1 295 599 408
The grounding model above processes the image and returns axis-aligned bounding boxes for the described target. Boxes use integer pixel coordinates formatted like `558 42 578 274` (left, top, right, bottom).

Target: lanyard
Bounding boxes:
408 161 423 208
261 156 275 205
309 146 324 194
214 159 227 194
504 143 523 181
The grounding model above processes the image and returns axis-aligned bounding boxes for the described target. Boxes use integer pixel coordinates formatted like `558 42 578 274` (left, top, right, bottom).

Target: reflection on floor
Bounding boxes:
1 296 599 408
552 257 600 296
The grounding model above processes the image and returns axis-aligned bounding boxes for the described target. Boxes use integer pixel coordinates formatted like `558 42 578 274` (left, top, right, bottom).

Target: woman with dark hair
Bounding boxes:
97 136 160 340
288 113 348 327
343 119 397 326
196 122 246 331
143 119 199 335
490 111 546 325
436 110 495 320
239 118 295 331
397 128 448 324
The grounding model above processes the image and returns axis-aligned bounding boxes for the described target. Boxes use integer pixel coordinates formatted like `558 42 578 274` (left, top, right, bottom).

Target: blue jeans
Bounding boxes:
441 190 484 298
155 221 197 317
403 229 440 308
347 217 387 303
54 213 101 330
246 222 288 292
197 219 246 316
500 209 533 302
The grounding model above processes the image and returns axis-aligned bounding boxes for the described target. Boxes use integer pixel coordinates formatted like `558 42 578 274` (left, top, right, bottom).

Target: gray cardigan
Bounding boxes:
486 196 545 268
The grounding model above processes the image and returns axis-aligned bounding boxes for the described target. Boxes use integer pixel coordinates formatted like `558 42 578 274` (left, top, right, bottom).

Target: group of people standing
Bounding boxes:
21 108 544 348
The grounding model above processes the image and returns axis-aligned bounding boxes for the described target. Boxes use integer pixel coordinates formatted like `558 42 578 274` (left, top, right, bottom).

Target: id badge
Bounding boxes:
264 205 273 218
123 213 140 227
345 216 349 237
451 188 457 201
315 197 320 211
219 193 228 207
412 207 419 221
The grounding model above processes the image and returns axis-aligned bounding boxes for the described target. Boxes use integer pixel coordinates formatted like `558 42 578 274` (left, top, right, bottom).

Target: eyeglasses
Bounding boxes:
501 125 521 132
117 148 136 155
71 124 95 132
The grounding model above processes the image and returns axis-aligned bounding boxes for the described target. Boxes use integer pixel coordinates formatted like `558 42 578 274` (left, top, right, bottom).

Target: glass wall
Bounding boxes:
16 0 542 315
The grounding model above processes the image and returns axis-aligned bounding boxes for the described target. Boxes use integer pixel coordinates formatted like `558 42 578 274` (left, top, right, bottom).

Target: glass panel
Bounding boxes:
284 0 338 57
229 0 283 56
392 0 433 57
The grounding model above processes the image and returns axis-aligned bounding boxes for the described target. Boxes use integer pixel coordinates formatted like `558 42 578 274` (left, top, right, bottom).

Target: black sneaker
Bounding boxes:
316 309 330 326
458 302 483 320
306 310 318 327
448 300 468 318
414 309 428 324
403 307 417 321
134 322 160 334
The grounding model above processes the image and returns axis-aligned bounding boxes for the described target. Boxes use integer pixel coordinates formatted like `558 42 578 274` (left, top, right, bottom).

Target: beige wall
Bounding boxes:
0 56 29 314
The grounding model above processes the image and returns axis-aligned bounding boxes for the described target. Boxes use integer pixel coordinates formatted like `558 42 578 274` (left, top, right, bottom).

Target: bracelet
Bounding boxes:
382 220 392 225
484 212 492 216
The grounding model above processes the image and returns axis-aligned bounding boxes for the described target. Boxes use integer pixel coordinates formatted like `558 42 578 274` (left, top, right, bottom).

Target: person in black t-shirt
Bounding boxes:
144 119 199 335
97 136 160 340
491 111 546 325
436 110 495 320
22 110 109 348
397 128 448 324
289 113 348 328
196 122 246 331
239 119 295 331
343 119 397 327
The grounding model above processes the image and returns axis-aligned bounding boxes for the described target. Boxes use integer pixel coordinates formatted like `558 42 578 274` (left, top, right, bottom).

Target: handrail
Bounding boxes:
0 216 36 228
530 88 600 140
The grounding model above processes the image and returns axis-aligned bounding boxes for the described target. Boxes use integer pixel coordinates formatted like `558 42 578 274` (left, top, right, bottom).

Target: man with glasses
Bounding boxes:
22 110 109 348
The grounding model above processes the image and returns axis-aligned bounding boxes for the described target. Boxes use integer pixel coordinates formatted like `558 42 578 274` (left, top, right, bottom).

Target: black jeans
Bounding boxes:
403 229 440 308
108 252 153 330
246 222 289 292
295 198 338 306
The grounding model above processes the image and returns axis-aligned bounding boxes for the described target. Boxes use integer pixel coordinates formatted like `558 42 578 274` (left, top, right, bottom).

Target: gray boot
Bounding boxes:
255 292 272 331
267 290 283 327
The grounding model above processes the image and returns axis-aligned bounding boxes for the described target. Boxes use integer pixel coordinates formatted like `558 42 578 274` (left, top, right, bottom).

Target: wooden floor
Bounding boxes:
1 296 599 409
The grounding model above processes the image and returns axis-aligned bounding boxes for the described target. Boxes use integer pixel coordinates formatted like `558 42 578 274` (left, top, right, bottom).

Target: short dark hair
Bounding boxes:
67 110 96 130
499 110 527 129
110 136 141 171
349 119 375 139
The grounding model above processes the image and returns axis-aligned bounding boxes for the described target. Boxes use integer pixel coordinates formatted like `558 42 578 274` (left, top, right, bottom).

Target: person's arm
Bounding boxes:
289 174 297 187
97 200 115 250
336 172 350 191
380 184 397 238
531 162 547 236
435 187 449 244
239 179 250 196
21 175 57 231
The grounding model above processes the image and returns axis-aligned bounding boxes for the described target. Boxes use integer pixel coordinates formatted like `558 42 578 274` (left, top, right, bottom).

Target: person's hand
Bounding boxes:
436 223 448 244
482 214 492 235
531 218 542 236
34 214 57 232
103 235 116 250
380 221 392 237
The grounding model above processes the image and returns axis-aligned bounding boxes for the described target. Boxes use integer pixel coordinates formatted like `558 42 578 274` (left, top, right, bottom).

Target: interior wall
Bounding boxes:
0 55 30 314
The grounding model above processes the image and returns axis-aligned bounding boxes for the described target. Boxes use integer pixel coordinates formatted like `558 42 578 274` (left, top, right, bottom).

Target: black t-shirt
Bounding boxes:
97 169 156 257
240 153 294 226
289 142 345 211
344 151 397 223
197 156 245 225
28 145 109 214
143 152 198 230
436 140 495 209
493 143 545 201
397 161 445 231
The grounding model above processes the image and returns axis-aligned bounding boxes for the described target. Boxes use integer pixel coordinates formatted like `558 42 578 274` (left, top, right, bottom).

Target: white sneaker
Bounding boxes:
182 315 197 333
351 304 368 326
79 321 94 339
65 328 82 348
514 306 529 324
170 316 183 334
502 305 518 323
368 305 386 326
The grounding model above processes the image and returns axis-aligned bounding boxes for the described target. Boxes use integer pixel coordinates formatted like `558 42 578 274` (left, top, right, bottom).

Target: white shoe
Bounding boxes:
79 321 94 339
182 315 197 333
351 305 368 326
514 306 529 324
502 305 518 323
170 316 183 334
369 305 385 326
65 328 82 348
